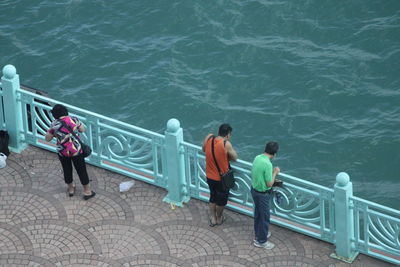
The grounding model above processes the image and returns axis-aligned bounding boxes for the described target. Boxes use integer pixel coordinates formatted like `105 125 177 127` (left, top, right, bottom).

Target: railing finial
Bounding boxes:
166 118 180 133
2 64 16 79
336 172 350 186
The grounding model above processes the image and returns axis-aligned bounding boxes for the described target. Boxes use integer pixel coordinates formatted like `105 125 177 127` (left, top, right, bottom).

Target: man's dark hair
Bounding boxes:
218 123 232 137
265 141 279 155
51 104 69 119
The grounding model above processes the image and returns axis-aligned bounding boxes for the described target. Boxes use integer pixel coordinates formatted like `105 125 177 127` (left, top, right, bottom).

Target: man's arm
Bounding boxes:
225 141 238 161
266 167 280 187
202 133 213 152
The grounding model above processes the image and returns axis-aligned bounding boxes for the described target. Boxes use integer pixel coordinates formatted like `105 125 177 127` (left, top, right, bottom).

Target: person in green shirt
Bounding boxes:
251 141 280 250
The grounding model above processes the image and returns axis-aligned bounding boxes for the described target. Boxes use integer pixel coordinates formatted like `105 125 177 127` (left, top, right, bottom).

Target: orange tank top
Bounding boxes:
205 136 229 181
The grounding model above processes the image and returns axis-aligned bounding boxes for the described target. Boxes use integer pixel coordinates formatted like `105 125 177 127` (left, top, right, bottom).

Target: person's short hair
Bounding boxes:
51 104 69 119
218 123 232 137
265 141 279 155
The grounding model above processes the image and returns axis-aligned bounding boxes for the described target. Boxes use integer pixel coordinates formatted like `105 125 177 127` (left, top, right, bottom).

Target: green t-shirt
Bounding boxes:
251 154 273 192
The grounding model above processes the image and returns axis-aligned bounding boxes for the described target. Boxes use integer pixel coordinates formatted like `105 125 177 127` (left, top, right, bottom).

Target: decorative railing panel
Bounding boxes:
351 196 400 265
18 89 167 188
181 142 335 243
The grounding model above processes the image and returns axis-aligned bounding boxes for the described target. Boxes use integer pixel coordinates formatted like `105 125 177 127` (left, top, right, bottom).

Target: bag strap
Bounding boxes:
210 136 222 176
58 119 82 145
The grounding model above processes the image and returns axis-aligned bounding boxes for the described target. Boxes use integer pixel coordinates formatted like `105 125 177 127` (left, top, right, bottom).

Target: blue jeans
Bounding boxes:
251 187 271 244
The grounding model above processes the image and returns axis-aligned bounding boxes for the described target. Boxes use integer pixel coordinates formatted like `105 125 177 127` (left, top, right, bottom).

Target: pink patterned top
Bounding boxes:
48 116 83 157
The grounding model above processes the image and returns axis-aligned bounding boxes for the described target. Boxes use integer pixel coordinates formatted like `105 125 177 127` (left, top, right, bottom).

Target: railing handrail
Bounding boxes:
351 195 400 217
18 88 165 139
181 141 334 193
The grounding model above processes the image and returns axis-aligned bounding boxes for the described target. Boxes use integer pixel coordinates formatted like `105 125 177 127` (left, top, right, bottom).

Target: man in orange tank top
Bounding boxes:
202 124 238 226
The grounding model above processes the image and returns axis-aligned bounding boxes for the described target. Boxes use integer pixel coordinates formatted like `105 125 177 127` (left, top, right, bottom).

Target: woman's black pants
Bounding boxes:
58 154 89 185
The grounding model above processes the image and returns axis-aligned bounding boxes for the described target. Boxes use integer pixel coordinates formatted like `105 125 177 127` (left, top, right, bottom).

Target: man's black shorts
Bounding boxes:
207 178 229 206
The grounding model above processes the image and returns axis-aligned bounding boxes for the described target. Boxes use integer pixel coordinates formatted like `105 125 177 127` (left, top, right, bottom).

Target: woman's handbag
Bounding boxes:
80 143 92 158
60 120 92 157
210 136 235 191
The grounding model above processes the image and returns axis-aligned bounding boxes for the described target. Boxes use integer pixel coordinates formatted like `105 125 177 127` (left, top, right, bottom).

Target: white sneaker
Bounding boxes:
253 232 271 243
253 240 275 249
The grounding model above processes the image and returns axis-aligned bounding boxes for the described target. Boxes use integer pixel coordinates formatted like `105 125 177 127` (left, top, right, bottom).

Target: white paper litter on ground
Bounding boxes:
119 180 135 192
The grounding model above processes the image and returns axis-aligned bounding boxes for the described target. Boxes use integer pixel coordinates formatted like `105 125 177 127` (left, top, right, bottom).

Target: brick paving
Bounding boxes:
0 146 395 266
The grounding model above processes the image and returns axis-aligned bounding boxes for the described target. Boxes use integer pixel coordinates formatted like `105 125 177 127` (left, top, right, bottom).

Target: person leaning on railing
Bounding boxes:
251 141 280 250
45 104 96 200
202 123 238 227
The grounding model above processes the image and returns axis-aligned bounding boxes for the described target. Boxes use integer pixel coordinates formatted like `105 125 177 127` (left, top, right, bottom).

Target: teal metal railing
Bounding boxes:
19 88 168 189
351 196 400 265
181 141 336 243
1 64 399 265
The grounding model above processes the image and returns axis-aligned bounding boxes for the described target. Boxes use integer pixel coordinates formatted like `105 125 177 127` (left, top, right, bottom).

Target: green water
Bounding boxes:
1 0 399 208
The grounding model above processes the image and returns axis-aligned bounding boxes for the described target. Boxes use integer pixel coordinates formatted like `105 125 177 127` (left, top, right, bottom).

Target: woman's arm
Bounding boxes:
78 124 85 132
45 131 54 142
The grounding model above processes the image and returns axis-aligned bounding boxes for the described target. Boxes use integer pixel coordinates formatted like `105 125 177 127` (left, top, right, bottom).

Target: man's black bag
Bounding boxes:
220 169 235 191
0 130 10 156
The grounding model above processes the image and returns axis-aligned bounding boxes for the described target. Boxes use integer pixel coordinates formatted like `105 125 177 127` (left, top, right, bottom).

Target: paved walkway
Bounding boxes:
0 146 395 266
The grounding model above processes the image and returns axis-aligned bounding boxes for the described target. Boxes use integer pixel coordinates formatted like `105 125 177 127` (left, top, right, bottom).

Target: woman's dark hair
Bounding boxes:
218 123 232 137
51 104 68 119
265 141 279 155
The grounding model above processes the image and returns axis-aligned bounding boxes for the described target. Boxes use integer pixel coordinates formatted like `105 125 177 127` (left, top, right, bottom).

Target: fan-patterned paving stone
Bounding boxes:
254 255 326 267
185 255 255 267
123 184 198 225
0 223 33 255
52 253 118 267
297 233 339 263
220 221 304 262
55 189 134 225
188 197 253 228
29 167 65 193
86 220 169 259
0 158 32 188
18 220 101 259
0 253 55 267
117 254 186 267
0 188 66 225
327 255 396 267
89 167 131 193
153 220 237 260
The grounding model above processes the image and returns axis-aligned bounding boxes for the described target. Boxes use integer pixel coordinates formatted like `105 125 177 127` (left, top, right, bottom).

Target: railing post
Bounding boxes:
163 118 190 207
331 172 359 263
1 65 26 153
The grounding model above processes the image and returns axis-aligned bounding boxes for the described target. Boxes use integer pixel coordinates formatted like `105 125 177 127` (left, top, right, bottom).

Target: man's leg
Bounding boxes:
207 178 218 225
209 203 217 225
251 188 262 242
216 205 224 224
216 188 229 224
252 190 270 243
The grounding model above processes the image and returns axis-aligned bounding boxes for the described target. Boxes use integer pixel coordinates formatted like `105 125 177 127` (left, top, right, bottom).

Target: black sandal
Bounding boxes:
83 191 96 200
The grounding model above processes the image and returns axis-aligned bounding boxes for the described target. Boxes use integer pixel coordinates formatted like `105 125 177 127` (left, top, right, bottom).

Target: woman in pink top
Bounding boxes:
46 104 95 200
